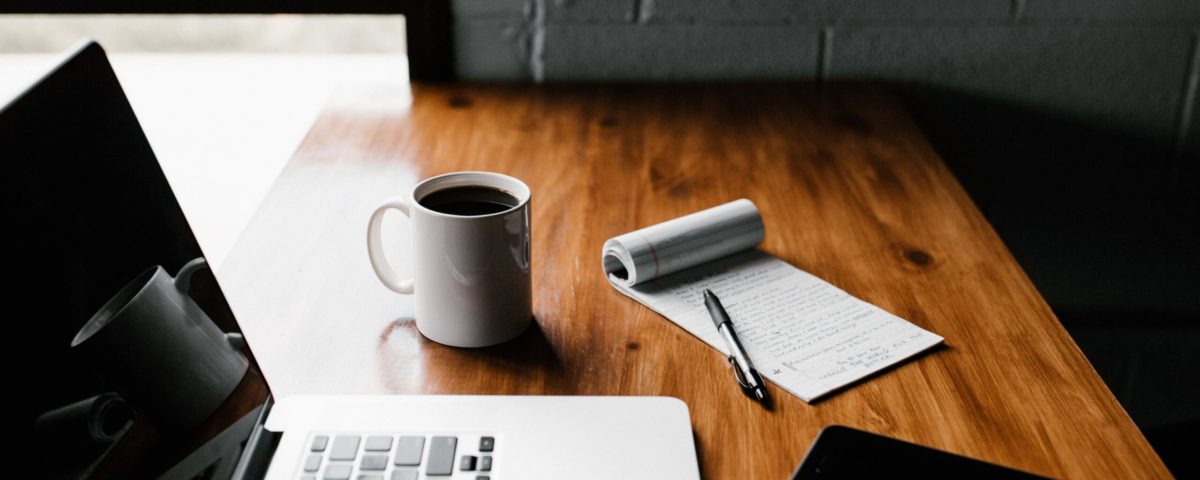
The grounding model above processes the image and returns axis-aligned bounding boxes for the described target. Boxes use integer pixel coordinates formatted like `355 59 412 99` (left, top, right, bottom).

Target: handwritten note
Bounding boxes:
611 249 944 402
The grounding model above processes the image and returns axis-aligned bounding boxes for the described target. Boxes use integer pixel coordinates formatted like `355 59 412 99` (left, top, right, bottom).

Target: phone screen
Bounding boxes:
793 426 1047 479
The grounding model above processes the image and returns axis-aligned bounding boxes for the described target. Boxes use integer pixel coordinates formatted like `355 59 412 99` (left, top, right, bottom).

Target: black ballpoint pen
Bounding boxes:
703 289 769 402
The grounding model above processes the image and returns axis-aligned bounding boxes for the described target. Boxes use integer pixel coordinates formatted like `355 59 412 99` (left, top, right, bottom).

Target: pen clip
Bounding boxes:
727 356 753 390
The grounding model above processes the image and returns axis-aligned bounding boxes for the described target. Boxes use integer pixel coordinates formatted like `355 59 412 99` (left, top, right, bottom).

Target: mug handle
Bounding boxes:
174 257 208 294
171 257 248 354
366 196 415 294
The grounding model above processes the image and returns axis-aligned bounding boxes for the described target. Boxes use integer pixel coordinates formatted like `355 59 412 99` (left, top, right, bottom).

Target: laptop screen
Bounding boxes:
2 41 270 479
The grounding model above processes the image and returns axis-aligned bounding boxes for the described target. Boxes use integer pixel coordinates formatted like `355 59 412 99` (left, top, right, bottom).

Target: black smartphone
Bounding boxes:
792 426 1048 479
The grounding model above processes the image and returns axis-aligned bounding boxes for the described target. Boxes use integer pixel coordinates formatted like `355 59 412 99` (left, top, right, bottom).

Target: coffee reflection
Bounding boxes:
69 258 248 434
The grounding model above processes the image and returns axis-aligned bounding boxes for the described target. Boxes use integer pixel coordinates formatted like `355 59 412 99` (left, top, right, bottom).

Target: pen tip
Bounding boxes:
703 289 714 298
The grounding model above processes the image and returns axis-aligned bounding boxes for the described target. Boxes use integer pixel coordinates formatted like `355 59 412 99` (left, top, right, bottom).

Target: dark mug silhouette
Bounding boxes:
71 258 248 433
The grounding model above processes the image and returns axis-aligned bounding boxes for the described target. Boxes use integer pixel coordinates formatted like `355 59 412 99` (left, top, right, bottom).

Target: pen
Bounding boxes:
703 289 769 402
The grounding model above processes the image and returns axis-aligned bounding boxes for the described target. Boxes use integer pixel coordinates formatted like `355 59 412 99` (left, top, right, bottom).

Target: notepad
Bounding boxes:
602 199 944 402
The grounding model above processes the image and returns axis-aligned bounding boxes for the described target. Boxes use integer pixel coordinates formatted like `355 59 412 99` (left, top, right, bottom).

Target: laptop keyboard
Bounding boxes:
300 433 496 480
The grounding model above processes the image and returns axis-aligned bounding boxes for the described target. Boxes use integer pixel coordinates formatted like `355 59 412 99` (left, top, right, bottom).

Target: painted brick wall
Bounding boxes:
452 0 1200 156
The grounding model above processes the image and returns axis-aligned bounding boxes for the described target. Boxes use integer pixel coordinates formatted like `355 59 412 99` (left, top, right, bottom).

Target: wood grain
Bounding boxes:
220 83 1170 479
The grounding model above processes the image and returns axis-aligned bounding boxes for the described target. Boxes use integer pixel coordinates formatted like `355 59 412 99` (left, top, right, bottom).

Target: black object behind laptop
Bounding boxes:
793 426 1048 479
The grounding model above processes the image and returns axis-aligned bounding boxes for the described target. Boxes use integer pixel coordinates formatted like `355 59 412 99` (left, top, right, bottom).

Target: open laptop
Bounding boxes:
4 40 700 480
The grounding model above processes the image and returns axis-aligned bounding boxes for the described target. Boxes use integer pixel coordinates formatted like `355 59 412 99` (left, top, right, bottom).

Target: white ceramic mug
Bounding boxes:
367 171 532 347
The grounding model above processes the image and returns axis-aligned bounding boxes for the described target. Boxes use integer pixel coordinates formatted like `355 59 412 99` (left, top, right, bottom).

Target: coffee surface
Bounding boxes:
419 186 518 216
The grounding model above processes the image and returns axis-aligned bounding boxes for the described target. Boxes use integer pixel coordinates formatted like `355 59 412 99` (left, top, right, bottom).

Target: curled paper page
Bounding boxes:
602 199 765 287
34 392 133 472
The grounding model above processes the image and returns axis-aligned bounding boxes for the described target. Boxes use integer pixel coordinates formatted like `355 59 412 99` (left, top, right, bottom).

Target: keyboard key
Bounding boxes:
360 454 388 471
479 436 495 452
329 436 361 461
324 464 352 480
364 436 393 452
476 476 490 480
426 436 458 475
393 436 425 466
479 455 492 471
304 454 322 472
357 476 383 480
390 471 418 480
311 435 329 452
460 455 477 471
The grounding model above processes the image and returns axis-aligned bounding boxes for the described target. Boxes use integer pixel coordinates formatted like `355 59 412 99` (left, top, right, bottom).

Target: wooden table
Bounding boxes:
220 83 1170 479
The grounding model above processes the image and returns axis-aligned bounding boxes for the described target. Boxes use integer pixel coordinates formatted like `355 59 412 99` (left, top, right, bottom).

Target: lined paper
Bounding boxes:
603 201 943 402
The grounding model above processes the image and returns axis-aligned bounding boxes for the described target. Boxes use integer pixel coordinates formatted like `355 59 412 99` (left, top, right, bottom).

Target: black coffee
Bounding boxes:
419 186 519 216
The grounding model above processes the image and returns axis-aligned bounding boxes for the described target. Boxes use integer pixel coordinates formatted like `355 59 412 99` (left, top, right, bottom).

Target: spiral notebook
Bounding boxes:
602 199 944 402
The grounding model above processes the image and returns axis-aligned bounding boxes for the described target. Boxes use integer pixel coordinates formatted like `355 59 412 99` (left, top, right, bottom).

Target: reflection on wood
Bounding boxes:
92 368 269 479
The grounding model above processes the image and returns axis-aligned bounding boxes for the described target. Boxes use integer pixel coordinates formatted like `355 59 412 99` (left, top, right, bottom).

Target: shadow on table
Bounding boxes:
450 317 564 373
885 83 1199 478
377 316 565 394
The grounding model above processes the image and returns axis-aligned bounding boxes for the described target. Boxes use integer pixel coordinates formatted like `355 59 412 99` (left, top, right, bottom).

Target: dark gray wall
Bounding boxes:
452 0 1200 155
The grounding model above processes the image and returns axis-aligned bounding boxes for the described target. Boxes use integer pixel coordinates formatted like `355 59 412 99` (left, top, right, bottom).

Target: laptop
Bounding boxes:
4 40 700 480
